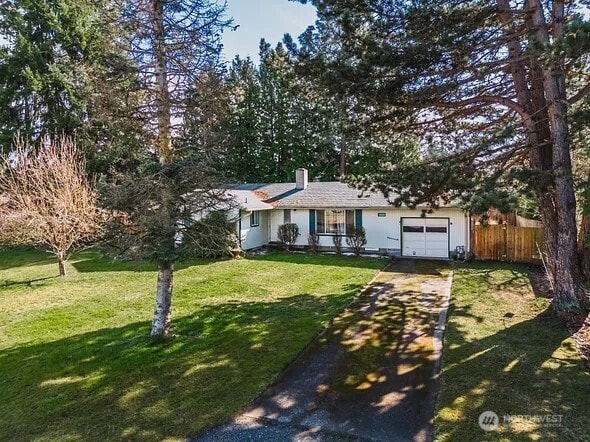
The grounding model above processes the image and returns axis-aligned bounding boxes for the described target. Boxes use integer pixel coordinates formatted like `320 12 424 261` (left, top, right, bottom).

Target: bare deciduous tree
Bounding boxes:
0 136 101 276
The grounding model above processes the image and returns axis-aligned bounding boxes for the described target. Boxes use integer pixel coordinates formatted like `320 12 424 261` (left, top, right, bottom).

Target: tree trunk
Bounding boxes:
527 0 587 313
151 0 173 164
498 0 587 314
339 137 346 175
578 215 590 279
57 252 67 277
151 261 174 337
149 0 178 335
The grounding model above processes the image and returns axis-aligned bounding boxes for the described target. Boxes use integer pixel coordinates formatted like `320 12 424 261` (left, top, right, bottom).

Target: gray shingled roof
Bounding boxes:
226 189 274 211
231 181 459 209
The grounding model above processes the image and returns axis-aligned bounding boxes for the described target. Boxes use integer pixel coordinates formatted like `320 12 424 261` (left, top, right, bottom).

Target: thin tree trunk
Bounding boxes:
339 137 346 175
150 0 177 335
57 252 67 277
151 261 174 337
151 0 172 164
578 215 590 278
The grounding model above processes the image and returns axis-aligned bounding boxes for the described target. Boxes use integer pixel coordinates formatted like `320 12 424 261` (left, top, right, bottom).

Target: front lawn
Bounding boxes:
0 249 385 441
436 261 590 441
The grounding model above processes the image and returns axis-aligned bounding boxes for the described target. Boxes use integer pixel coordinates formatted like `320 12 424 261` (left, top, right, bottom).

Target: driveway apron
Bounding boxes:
194 259 453 442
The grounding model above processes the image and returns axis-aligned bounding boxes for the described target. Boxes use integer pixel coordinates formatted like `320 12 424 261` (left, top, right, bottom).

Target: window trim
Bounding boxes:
250 210 260 227
315 209 357 236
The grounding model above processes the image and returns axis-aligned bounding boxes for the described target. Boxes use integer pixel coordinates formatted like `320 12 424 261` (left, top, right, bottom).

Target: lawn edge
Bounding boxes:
433 268 454 376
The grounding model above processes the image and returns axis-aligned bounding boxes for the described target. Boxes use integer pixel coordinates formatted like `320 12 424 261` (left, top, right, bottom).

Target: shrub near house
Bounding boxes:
277 223 300 251
346 227 367 256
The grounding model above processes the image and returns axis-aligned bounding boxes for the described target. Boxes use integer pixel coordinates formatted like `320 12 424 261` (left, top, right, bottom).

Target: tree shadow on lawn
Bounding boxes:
70 249 216 273
0 291 361 441
249 251 389 269
71 250 389 274
0 276 58 291
436 304 590 440
456 261 534 295
0 248 56 271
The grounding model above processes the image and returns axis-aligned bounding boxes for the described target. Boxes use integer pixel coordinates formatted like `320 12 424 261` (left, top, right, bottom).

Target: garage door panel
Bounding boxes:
425 219 447 227
402 218 449 258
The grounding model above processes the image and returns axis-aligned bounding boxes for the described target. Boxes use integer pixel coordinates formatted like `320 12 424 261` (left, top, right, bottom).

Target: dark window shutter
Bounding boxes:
309 210 316 234
345 210 355 234
355 209 363 228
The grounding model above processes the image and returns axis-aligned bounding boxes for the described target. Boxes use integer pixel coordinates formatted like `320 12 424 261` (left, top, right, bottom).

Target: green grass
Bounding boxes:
0 249 385 441
436 261 590 441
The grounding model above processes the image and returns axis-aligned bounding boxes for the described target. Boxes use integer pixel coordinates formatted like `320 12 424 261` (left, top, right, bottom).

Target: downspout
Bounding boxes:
238 209 242 248
268 210 271 244
466 212 473 255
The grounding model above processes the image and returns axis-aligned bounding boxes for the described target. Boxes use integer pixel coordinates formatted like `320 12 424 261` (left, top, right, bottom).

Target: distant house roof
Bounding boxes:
230 181 461 209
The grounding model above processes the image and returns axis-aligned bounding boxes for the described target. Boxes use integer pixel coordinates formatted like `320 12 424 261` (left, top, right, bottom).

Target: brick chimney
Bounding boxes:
295 168 308 190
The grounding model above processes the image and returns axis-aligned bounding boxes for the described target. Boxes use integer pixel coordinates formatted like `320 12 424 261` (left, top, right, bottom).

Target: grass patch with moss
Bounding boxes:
435 261 589 441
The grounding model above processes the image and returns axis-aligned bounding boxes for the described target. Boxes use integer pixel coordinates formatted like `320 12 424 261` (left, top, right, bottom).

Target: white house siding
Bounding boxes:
267 207 469 257
269 208 308 243
239 210 270 250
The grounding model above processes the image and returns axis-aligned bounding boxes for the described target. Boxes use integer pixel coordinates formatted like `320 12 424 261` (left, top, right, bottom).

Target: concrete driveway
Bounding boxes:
194 259 453 442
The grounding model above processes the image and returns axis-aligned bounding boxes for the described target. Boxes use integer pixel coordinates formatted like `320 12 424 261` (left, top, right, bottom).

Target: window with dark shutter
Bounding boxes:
345 210 355 233
315 209 355 235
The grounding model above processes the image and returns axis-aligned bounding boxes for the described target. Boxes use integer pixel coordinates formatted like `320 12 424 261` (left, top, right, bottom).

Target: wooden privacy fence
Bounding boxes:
473 225 545 264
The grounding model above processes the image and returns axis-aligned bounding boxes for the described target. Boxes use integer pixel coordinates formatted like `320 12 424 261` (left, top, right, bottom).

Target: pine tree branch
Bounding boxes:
568 83 590 105
432 96 531 121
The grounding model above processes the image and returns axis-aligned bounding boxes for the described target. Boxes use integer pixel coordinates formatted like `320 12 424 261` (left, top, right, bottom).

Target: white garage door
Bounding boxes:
402 218 449 258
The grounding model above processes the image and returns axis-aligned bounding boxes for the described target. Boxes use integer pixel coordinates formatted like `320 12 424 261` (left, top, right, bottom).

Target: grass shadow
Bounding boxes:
436 262 589 440
0 247 56 270
250 251 389 269
0 276 57 291
0 292 358 441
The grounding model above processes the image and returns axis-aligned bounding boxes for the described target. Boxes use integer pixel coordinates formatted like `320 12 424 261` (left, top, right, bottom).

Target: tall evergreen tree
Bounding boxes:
103 0 232 337
0 0 148 169
295 0 589 316
220 39 413 183
0 1 112 144
223 56 263 181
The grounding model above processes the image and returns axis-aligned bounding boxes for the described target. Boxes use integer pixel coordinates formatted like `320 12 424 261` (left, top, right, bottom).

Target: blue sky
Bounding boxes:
221 0 317 62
